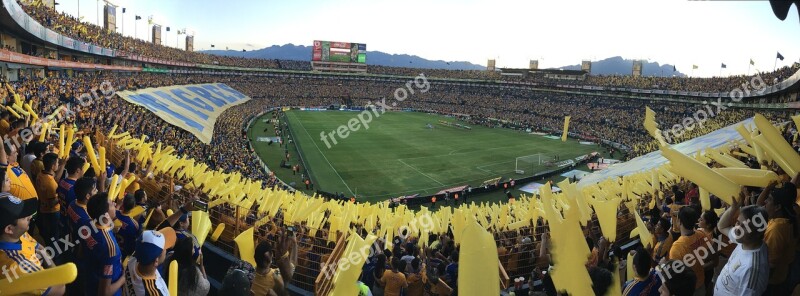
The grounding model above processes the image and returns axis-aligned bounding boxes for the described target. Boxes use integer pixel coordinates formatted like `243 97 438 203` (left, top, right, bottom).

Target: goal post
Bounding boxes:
514 153 542 174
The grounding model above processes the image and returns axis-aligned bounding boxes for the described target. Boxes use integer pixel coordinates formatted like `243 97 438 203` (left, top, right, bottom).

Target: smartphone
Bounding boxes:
192 199 208 212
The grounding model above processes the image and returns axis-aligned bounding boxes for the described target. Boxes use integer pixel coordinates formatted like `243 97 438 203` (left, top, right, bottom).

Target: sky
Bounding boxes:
54 0 800 77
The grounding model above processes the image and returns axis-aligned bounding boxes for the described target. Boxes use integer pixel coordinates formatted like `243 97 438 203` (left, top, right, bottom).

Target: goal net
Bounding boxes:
514 153 543 174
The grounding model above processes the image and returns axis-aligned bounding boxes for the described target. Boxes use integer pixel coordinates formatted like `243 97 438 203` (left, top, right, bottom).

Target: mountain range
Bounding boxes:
558 56 686 77
202 44 686 76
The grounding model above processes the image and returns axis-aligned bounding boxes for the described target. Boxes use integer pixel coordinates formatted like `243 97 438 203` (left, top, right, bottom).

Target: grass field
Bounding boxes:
250 110 598 203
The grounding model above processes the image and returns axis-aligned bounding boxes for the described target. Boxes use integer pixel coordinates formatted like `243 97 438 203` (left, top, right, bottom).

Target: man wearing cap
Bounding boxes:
86 193 126 296
122 228 176 296
757 181 798 294
0 192 65 295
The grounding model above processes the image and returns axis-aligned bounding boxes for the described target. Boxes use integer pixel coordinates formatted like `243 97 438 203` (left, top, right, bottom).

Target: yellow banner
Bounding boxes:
561 116 571 142
116 83 251 144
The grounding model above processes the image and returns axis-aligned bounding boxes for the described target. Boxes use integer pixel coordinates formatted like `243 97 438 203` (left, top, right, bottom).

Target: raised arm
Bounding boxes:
756 180 777 207
719 189 745 235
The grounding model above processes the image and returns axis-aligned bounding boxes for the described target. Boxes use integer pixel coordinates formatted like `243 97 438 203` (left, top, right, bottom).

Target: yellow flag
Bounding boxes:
589 197 621 241
233 228 256 267
457 220 500 295
545 184 594 295
192 211 213 247
561 116 571 142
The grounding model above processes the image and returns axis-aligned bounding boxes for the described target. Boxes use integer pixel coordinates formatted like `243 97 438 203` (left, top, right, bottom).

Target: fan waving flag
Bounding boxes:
777 52 785 61
721 63 727 68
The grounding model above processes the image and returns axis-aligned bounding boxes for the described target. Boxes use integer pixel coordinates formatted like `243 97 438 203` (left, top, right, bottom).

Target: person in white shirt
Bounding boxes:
123 228 176 296
714 192 770 296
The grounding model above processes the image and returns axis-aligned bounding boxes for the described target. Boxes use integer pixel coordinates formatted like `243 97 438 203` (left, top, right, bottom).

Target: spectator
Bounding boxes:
652 218 673 263
58 156 85 210
85 192 125 296
406 257 424 296
122 228 176 296
163 236 210 296
714 195 769 295
6 143 37 201
34 152 63 258
0 192 65 295
380 257 408 296
658 259 697 296
696 210 720 296
65 176 97 294
623 248 661 296
757 181 798 294
251 240 286 296
667 206 705 294
223 269 252 296
172 213 202 259
115 194 141 257
588 266 613 296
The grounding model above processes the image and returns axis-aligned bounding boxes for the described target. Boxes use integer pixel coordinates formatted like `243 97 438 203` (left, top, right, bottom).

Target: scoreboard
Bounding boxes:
312 40 366 63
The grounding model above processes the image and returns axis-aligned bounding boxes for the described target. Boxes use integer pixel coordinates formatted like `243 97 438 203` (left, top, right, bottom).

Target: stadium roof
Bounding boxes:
499 68 587 75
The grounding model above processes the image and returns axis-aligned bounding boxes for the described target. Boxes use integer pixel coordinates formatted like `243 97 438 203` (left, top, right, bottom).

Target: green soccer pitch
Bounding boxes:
248 110 598 203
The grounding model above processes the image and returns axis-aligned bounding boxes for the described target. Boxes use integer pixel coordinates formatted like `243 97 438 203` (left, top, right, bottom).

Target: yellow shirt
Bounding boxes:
251 268 276 295
765 218 795 284
380 270 408 296
0 233 47 295
35 173 60 213
406 272 425 296
669 231 706 289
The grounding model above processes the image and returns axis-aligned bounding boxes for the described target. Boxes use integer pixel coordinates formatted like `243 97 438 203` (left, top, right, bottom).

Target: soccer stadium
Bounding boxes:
1 0 800 295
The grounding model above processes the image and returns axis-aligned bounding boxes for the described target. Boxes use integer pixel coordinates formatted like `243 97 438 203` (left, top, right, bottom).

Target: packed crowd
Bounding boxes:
0 69 798 295
16 1 800 96
2 71 795 189
19 1 280 68
583 64 800 93
368 64 800 94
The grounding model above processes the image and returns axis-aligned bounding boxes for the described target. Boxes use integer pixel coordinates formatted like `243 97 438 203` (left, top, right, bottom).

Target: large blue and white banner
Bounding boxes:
116 83 250 144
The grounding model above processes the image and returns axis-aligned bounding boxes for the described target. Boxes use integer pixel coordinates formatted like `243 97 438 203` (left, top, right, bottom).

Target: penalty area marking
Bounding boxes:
397 159 445 186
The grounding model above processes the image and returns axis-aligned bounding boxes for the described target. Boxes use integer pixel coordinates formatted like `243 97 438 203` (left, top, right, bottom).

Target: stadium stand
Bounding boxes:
1 1 800 295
